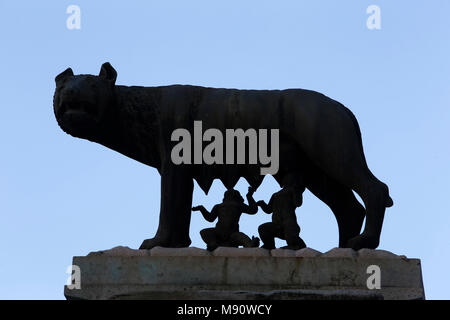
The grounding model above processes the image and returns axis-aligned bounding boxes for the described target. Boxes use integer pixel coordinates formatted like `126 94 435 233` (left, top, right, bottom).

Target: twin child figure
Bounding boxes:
191 173 307 251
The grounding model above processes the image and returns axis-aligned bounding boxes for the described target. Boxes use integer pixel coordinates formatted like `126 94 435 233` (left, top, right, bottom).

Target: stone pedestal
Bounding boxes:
64 246 424 300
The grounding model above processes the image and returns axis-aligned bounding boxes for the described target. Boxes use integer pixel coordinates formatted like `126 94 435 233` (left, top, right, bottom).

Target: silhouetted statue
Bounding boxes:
257 173 306 250
53 62 393 250
192 187 260 251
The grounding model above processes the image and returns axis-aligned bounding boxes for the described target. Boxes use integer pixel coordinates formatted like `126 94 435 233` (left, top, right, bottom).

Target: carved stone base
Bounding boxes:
64 246 425 300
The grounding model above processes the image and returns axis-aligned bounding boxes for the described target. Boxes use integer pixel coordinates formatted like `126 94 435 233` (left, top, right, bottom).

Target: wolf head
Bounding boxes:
53 62 117 140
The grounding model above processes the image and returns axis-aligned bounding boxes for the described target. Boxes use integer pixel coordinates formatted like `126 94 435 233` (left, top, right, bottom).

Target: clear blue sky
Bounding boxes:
0 1 449 299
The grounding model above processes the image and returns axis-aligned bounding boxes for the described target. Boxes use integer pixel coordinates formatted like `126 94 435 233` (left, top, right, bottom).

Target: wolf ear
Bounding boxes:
55 68 74 83
99 62 117 84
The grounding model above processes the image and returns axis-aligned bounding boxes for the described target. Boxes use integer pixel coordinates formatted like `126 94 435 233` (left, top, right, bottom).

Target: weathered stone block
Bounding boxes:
295 248 322 257
212 247 270 257
150 246 210 257
65 247 425 300
271 249 296 258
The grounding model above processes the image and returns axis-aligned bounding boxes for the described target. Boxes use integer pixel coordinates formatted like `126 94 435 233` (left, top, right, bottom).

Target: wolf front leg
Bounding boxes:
139 163 194 249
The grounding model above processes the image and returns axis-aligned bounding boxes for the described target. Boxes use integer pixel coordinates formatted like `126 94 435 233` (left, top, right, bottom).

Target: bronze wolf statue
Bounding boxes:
53 62 393 250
